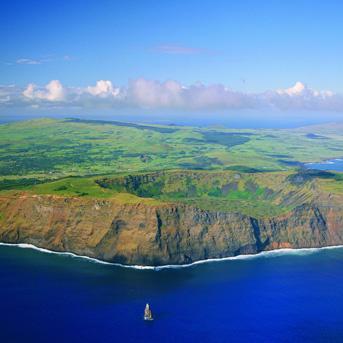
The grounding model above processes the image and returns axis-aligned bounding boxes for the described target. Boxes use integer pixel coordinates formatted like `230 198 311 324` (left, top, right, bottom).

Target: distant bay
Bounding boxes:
305 158 343 172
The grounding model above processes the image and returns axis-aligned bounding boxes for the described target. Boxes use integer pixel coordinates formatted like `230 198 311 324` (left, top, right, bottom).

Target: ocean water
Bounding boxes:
305 158 343 172
0 245 343 342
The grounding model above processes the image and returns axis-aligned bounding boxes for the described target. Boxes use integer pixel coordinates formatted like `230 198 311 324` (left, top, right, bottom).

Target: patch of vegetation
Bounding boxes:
178 156 224 170
268 154 290 158
95 170 317 217
278 160 304 167
224 166 265 173
201 131 251 148
2 168 341 217
0 118 342 182
288 169 338 185
0 178 46 190
65 118 178 134
318 175 343 194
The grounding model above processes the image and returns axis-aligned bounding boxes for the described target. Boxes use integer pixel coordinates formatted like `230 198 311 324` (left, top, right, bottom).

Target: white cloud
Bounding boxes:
128 79 255 109
184 83 255 109
86 80 120 97
0 79 340 114
129 79 183 107
23 80 65 101
11 55 76 66
264 82 343 111
22 84 35 99
276 81 306 96
0 84 22 105
16 58 42 65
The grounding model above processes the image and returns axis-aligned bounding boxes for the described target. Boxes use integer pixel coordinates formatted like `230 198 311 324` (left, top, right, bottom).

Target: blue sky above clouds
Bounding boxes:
1 0 343 126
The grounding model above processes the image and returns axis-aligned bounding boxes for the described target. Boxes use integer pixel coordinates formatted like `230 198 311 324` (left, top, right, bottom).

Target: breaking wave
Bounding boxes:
0 242 342 271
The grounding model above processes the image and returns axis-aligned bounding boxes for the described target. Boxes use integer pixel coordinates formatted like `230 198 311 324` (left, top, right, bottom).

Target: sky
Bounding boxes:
1 0 343 127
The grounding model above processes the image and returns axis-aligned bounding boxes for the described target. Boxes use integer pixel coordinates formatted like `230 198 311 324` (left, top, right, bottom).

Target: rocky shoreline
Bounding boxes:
0 193 342 266
1 242 343 270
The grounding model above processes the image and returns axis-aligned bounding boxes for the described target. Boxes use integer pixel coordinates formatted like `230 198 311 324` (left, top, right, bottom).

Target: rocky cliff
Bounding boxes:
0 192 342 266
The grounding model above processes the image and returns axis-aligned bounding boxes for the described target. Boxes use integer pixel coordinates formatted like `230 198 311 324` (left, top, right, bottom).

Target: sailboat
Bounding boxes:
144 303 154 321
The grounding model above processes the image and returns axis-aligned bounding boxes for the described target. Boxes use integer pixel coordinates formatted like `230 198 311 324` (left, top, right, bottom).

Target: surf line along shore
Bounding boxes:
1 242 343 271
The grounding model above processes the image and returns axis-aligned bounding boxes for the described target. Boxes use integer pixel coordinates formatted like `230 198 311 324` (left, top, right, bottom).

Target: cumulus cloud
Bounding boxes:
23 80 66 102
128 79 256 109
263 81 343 111
276 81 306 96
129 79 183 107
0 79 340 114
86 80 120 97
184 83 256 109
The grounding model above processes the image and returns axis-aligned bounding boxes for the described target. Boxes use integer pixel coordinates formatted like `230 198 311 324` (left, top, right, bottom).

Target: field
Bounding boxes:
0 118 342 217
0 118 342 179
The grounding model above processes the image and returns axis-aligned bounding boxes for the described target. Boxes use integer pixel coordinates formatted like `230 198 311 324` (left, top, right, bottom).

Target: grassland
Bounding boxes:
0 168 340 217
0 118 342 217
0 118 342 179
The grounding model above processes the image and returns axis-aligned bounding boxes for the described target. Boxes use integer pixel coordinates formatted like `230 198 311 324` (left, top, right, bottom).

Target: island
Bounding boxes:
0 118 342 266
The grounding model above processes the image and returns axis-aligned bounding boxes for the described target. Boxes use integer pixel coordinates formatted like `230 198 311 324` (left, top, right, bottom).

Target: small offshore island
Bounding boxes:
0 119 342 267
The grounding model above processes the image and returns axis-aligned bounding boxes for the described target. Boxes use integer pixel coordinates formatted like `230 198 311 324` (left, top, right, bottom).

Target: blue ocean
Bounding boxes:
305 158 343 172
0 244 342 343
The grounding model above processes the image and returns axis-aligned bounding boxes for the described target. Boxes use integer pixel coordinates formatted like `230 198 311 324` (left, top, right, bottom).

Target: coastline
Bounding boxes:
1 242 343 271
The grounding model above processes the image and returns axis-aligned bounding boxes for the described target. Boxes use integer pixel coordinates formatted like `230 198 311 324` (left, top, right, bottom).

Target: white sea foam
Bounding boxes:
0 242 342 271
0 242 154 270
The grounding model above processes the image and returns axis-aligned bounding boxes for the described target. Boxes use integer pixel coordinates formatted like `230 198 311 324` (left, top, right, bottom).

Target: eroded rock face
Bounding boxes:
0 194 342 266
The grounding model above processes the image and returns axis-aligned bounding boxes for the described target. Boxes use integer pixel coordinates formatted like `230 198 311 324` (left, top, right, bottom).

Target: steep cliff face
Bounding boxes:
0 193 342 266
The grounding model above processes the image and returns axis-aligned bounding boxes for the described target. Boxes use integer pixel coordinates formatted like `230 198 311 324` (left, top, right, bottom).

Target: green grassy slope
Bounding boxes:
0 169 340 218
0 118 342 218
0 118 342 180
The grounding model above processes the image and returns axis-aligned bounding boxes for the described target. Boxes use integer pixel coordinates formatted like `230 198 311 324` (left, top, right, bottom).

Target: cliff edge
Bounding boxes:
0 189 342 266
